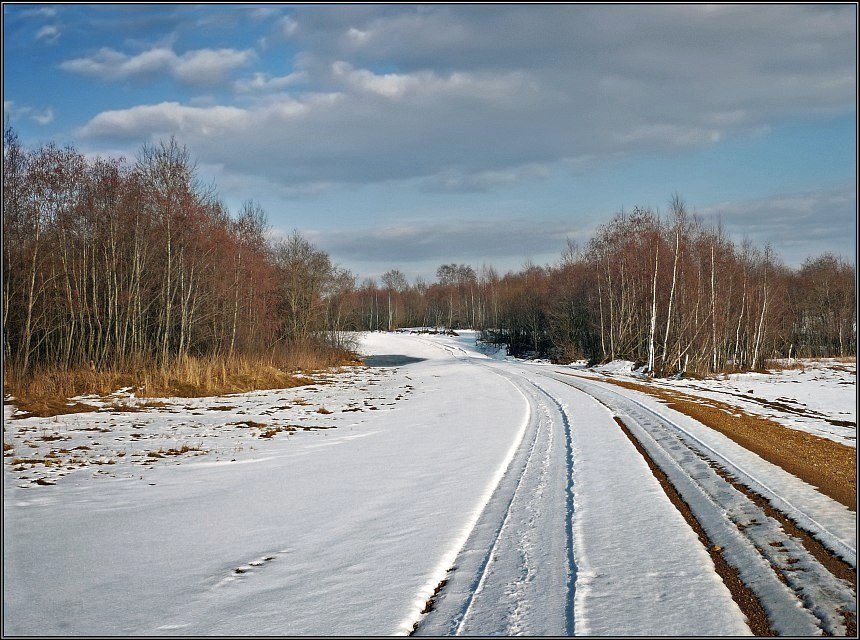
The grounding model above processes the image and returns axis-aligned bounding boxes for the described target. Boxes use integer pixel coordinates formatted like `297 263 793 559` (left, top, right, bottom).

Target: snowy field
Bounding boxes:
583 358 856 447
3 332 856 635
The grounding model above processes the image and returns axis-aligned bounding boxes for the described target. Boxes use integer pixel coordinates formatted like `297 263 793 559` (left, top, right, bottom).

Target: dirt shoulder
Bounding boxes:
589 375 856 510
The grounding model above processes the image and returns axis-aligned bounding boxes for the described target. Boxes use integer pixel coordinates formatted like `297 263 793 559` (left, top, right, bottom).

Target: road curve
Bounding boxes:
410 336 760 635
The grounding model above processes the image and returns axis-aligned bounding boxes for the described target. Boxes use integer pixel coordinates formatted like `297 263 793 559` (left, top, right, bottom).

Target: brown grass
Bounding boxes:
146 444 201 458
8 398 100 419
104 400 169 413
4 348 359 418
765 360 806 372
228 420 268 429
767 356 856 371
259 425 296 439
598 377 856 509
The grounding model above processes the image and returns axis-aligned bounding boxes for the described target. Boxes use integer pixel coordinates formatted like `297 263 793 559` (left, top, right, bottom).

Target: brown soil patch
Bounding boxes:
612 416 775 636
596 376 856 510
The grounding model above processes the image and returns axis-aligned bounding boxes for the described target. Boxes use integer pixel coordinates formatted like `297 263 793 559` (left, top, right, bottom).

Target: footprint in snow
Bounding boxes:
220 553 280 585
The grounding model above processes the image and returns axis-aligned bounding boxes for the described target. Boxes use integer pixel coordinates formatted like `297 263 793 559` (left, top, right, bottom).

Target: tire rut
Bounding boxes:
553 374 856 636
411 368 575 636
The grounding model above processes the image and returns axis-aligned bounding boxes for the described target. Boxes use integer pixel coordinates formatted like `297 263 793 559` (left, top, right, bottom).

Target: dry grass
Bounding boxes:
228 420 268 429
8 399 100 419
4 347 359 418
596 376 856 509
259 425 296 439
104 400 169 413
767 356 856 371
146 444 201 458
765 360 806 372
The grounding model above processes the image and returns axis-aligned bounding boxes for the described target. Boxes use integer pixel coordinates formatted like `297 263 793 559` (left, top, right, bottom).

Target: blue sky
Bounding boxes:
3 4 856 280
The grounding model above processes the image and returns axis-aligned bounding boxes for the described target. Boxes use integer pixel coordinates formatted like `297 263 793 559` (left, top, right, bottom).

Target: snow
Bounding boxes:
556 376 856 566
659 361 857 446
3 332 853 635
3 333 528 635
547 378 751 636
552 374 852 635
406 333 751 635
580 358 856 447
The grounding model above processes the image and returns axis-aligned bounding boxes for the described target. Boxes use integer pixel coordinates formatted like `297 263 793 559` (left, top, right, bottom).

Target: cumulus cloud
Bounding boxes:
76 5 855 194
60 45 254 85
78 102 247 139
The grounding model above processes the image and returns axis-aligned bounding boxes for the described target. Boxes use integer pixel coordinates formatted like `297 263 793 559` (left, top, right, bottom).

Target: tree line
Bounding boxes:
343 199 855 375
3 126 352 380
4 126 854 382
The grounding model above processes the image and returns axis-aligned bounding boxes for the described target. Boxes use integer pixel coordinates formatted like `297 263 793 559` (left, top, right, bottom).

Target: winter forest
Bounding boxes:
3 127 855 387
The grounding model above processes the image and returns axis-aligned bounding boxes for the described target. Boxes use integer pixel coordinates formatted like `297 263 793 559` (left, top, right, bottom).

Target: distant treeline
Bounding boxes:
3 127 855 381
344 198 855 375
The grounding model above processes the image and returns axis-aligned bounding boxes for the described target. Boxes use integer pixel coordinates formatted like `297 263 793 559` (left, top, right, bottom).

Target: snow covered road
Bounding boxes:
4 331 856 635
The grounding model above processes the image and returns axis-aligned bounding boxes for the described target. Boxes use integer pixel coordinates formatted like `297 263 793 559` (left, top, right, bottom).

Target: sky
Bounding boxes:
3 3 857 281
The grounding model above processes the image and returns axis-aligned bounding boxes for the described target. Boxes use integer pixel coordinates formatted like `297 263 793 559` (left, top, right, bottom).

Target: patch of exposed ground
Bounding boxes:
594 376 856 510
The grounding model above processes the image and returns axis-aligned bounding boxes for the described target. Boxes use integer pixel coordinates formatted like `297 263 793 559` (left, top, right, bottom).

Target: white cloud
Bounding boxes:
281 16 299 37
60 46 254 85
346 27 370 45
23 7 57 18
75 6 856 197
330 61 539 103
173 49 254 85
234 71 306 93
330 61 416 98
35 24 60 44
613 124 723 148
31 107 55 125
424 163 553 193
249 7 283 21
78 102 247 139
4 101 55 126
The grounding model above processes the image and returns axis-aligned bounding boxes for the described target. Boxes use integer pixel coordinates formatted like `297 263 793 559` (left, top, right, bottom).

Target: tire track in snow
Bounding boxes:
569 372 857 566
412 365 575 636
527 377 577 636
550 373 856 636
